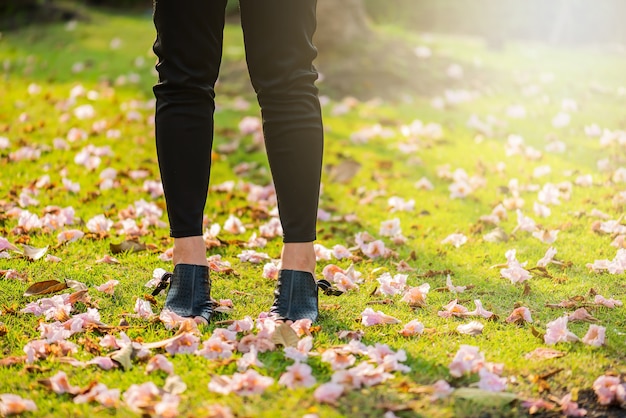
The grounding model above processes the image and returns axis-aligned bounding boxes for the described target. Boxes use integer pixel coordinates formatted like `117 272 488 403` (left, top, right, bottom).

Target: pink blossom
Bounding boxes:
21 294 72 320
227 316 255 333
500 265 532 284
462 300 494 319
581 325 606 347
376 272 408 296
314 382 344 404
237 250 270 264
532 229 559 244
206 404 234 418
134 298 154 319
438 299 469 318
559 393 587 417
568 308 597 322
278 362 316 389
332 244 353 259
196 337 234 360
594 294 623 308
95 279 119 295
223 214 246 234
86 214 113 233
399 319 425 337
154 393 180 418
446 275 466 293
430 380 454 401
0 394 38 415
165 332 200 355
334 362 394 388
360 308 401 326
544 316 579 345
47 371 80 395
368 343 410 373
208 370 274 396
259 217 283 238
505 306 533 324
521 398 556 414
39 321 73 342
448 345 485 377
441 233 468 248
237 346 264 371
85 357 117 370
457 321 484 335
537 246 557 267
123 382 161 414
262 262 280 279
290 319 313 337
477 368 507 392
362 240 387 259
314 243 333 260
401 283 430 307
379 218 402 237
320 348 356 370
592 375 621 405
146 354 174 375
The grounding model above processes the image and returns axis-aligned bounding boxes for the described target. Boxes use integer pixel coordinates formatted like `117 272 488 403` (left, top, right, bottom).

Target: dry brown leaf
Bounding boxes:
23 280 68 297
0 356 25 367
326 158 361 184
271 323 299 348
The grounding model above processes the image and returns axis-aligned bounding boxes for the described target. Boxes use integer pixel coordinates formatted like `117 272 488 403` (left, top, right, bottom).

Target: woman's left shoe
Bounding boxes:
269 269 319 322
153 263 213 323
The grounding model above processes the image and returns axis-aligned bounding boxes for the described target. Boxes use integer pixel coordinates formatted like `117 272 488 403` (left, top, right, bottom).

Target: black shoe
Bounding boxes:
154 264 212 324
269 270 321 322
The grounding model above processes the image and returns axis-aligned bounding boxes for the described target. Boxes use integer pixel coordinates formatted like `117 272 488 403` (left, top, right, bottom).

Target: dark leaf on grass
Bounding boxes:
530 326 545 342
0 323 6 337
65 279 88 292
523 282 531 296
22 244 48 260
23 280 68 296
453 388 517 408
271 323 299 348
110 240 146 254
108 344 134 371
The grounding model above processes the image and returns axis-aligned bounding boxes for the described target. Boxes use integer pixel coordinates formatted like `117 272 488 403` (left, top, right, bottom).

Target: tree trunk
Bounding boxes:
314 0 372 50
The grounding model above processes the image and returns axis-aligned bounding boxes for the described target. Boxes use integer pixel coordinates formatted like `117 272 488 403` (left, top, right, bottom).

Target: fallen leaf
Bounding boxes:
108 344 134 371
0 356 25 367
164 375 187 395
69 289 90 305
453 388 517 408
524 348 566 360
65 279 88 292
483 228 508 243
271 323 299 348
457 321 484 335
23 280 68 297
110 240 146 254
21 245 48 261
326 158 361 183
336 330 364 341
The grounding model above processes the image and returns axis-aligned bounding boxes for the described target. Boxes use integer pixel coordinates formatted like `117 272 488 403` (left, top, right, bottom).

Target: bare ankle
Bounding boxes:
173 236 208 267
281 242 316 275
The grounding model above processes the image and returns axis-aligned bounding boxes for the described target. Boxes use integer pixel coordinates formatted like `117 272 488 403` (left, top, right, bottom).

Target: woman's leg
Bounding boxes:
153 0 228 247
240 0 324 321
152 0 228 323
239 0 323 275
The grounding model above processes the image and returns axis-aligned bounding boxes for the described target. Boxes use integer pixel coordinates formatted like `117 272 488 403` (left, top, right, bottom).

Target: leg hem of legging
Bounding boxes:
282 234 317 244
170 229 204 239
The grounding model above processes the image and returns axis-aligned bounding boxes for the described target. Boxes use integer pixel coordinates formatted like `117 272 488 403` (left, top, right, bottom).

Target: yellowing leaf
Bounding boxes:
271 323 299 348
108 344 133 371
65 279 88 292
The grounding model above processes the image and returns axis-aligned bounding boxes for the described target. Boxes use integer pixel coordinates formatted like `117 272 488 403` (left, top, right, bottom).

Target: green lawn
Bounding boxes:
0 7 625 418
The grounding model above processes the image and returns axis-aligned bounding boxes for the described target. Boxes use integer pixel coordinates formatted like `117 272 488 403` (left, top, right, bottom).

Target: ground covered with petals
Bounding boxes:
0 8 625 418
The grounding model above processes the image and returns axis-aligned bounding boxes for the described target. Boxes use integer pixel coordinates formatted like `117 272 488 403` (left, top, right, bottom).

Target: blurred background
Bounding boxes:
2 0 626 45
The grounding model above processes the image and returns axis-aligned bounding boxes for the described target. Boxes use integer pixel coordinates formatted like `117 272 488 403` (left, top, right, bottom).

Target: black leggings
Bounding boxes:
153 0 323 242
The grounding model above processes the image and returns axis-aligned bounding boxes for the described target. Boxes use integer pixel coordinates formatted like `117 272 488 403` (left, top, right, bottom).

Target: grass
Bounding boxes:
1 6 626 418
